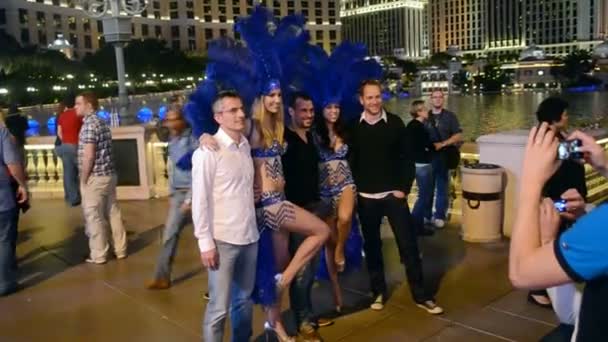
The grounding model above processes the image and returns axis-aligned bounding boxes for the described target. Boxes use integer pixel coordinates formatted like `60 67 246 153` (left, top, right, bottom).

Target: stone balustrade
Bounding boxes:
23 132 608 209
25 126 168 200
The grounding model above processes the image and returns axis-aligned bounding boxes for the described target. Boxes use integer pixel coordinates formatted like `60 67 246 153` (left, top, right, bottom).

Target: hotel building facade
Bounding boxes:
0 0 341 59
340 0 429 59
428 0 608 58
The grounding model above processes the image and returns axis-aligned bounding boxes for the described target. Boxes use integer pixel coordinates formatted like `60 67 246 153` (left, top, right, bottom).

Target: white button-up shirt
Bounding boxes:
192 127 258 253
359 109 388 126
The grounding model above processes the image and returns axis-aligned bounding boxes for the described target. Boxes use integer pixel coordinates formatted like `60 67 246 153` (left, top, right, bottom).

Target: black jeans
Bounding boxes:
539 324 575 342
0 207 19 295
289 233 319 327
289 200 332 327
357 194 429 303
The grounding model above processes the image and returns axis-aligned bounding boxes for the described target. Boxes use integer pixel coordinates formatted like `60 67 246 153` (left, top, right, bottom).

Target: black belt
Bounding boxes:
462 191 501 209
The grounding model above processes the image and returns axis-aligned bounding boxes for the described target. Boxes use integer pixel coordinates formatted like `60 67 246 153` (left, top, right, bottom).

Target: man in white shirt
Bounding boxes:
192 91 259 342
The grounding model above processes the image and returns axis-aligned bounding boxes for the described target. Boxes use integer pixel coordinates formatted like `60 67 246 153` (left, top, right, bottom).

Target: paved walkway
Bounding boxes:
2 198 558 341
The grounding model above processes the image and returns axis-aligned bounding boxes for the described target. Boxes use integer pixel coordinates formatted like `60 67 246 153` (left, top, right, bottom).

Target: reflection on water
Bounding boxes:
28 91 608 140
385 91 608 142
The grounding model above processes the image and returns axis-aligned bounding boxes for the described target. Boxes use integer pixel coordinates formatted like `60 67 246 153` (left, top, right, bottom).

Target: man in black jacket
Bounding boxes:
348 80 443 314
283 92 334 341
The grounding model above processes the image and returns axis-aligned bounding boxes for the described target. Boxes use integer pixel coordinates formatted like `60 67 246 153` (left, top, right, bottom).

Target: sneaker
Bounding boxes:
370 294 384 311
116 253 127 260
316 317 334 328
298 322 322 342
203 292 210 300
416 300 444 315
85 258 107 265
433 218 446 229
424 218 433 225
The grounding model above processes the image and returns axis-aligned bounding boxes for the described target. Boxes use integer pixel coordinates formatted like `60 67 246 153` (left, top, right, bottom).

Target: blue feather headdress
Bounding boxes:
182 6 310 169
185 6 311 138
298 41 383 123
235 6 283 96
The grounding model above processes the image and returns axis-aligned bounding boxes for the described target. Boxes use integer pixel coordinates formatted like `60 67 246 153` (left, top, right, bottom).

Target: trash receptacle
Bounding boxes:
460 163 504 243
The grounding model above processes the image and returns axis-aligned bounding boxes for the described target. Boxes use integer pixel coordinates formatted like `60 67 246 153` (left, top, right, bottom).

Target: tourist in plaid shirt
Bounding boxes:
75 92 127 264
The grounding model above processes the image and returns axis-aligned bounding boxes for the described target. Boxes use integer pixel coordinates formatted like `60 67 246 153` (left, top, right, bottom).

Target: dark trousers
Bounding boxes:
539 324 574 342
0 207 19 295
357 194 429 303
289 232 320 327
288 200 331 327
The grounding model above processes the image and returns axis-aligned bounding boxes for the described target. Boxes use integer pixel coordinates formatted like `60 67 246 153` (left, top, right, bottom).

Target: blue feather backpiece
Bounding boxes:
206 37 258 110
235 6 283 95
340 58 383 122
296 40 383 122
184 79 218 139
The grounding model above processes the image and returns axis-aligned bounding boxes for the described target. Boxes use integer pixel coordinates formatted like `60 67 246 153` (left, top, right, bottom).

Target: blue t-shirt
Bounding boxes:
0 127 20 211
554 204 608 342
554 204 608 282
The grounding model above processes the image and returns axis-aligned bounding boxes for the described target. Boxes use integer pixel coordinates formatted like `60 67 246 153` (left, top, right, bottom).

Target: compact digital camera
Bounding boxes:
553 199 567 213
557 139 583 161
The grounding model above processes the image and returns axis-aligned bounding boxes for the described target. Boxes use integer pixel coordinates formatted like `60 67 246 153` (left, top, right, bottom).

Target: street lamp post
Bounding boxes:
82 0 147 123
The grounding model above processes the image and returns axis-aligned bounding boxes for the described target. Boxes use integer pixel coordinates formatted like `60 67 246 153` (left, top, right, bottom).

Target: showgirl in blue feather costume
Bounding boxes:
186 7 331 341
295 41 382 312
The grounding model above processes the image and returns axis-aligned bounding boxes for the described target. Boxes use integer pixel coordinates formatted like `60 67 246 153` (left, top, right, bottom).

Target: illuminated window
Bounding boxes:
68 16 76 30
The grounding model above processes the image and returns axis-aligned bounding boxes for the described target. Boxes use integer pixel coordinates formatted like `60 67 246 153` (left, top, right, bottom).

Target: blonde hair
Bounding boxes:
252 96 284 148
410 100 426 118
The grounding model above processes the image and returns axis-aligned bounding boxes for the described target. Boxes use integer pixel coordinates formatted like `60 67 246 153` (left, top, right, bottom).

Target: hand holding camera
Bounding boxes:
540 198 561 245
557 139 583 161
555 188 586 221
522 122 561 186
567 130 608 174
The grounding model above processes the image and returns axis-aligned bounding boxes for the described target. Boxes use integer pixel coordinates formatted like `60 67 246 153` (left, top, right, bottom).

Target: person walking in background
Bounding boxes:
0 109 6 127
4 104 28 158
406 100 435 236
4 104 30 270
0 126 28 296
348 80 443 315
193 92 259 342
426 90 463 229
146 103 198 290
55 94 83 206
75 91 127 264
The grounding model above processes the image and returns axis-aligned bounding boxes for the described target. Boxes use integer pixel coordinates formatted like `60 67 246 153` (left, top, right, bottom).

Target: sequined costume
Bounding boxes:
315 139 363 278
251 140 295 305
317 142 356 213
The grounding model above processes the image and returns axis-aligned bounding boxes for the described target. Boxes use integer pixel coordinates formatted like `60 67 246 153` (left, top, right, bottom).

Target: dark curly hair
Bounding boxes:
536 97 568 124
314 104 347 151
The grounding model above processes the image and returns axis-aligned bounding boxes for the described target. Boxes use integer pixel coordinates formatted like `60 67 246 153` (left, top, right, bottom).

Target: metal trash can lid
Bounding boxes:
461 163 504 175
465 163 501 169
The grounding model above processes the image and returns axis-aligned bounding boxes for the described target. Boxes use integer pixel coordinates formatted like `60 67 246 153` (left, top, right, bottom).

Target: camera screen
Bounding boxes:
554 199 567 213
557 143 570 160
557 139 583 161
